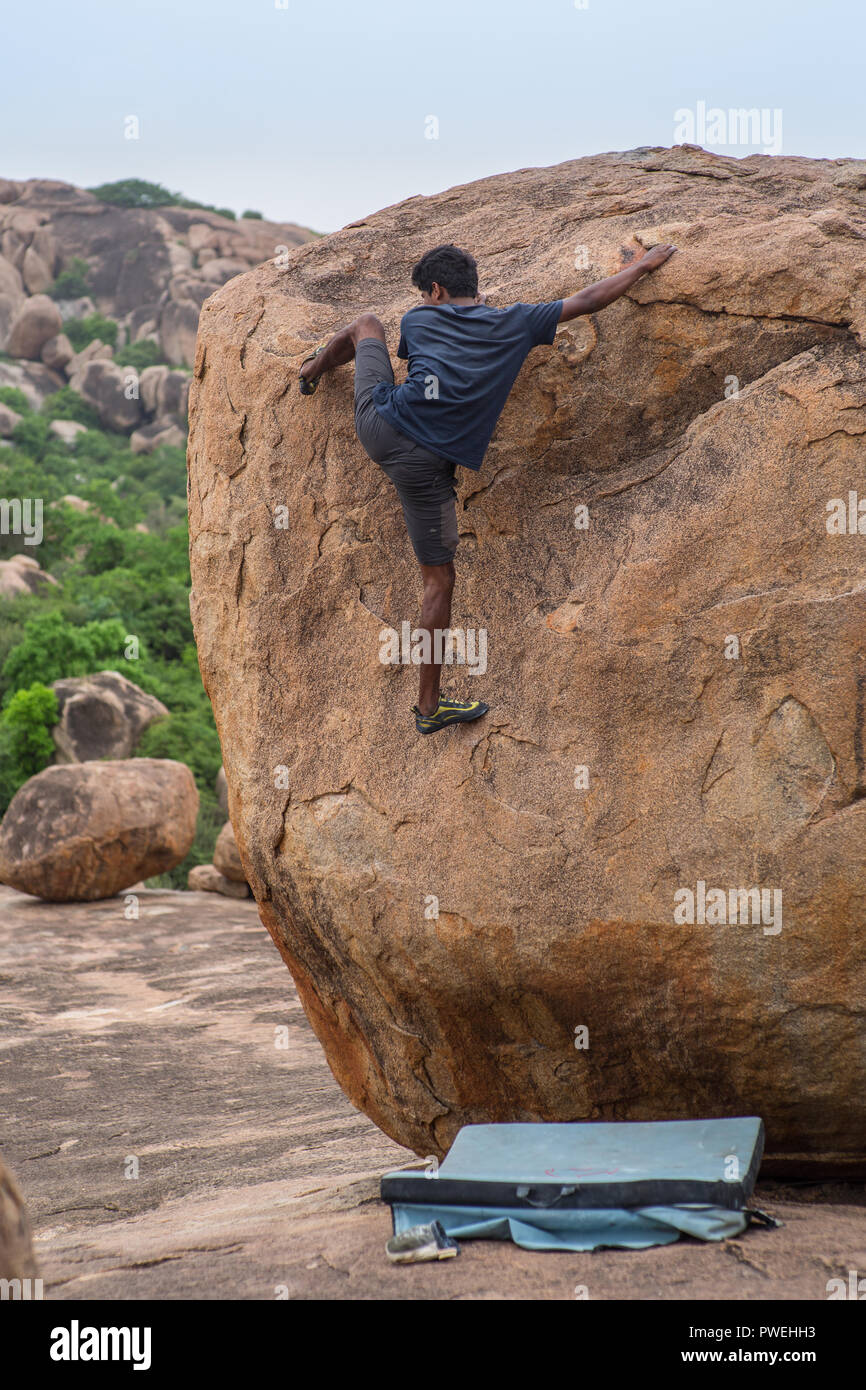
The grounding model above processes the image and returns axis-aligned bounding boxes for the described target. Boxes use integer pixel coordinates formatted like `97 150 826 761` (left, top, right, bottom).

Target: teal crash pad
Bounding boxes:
381 1118 764 1253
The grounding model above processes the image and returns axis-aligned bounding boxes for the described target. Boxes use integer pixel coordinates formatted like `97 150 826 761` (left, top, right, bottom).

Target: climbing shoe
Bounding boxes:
298 346 324 395
412 697 489 735
386 1220 460 1264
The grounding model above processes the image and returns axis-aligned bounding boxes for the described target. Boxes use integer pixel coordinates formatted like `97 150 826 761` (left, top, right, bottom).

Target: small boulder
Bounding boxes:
200 257 249 285
30 226 57 270
155 369 190 425
139 364 170 414
21 245 52 295
76 359 142 431
213 820 246 882
0 402 22 437
159 298 201 367
59 493 90 513
0 554 57 598
129 421 185 455
188 863 249 898
41 332 74 371
5 294 62 360
53 295 95 321
48 418 87 445
0 759 198 902
50 670 168 763
0 254 25 302
66 337 113 385
187 223 217 254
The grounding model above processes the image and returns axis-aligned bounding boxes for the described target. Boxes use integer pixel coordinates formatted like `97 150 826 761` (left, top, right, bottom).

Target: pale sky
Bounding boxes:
2 0 863 233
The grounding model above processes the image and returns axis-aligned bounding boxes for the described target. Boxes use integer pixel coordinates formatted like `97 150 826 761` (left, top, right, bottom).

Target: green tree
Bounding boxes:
87 179 236 219
137 709 221 789
0 683 58 814
2 613 134 692
10 413 53 461
87 178 177 208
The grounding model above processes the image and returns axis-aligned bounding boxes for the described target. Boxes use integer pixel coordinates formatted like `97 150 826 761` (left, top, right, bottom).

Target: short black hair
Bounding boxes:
411 243 478 298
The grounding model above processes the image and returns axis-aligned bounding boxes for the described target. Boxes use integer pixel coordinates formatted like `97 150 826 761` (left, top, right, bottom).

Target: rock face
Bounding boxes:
0 759 198 901
50 670 168 763
188 146 866 1166
0 1156 38 1282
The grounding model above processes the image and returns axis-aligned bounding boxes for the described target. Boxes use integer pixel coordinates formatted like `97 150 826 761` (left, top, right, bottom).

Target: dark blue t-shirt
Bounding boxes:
371 299 563 470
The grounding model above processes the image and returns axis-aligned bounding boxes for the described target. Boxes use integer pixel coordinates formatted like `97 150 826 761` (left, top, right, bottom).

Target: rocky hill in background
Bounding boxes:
0 177 316 442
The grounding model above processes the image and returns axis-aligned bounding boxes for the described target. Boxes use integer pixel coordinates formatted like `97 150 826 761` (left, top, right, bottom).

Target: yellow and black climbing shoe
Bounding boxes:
412 697 489 735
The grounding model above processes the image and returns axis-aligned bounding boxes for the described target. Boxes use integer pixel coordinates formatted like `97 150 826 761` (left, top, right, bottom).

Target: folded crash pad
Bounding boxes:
382 1118 764 1252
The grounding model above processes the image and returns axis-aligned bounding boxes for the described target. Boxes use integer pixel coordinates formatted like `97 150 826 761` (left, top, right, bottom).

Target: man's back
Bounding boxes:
371 299 562 471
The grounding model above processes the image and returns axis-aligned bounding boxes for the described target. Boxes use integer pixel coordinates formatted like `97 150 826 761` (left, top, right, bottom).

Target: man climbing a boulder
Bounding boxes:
298 240 676 735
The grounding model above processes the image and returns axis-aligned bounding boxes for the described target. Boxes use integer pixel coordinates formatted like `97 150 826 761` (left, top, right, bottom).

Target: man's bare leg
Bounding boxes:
417 561 455 715
299 312 386 384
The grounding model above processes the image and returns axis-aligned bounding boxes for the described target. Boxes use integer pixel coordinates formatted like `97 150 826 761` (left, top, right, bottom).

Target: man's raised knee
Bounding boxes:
350 312 386 344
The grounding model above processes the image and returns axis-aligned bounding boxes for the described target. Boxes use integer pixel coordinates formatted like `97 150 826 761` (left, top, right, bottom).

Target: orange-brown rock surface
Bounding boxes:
188 146 866 1166
0 759 198 901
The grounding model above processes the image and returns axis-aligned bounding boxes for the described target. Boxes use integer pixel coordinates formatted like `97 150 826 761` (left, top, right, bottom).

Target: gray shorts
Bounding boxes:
353 337 459 566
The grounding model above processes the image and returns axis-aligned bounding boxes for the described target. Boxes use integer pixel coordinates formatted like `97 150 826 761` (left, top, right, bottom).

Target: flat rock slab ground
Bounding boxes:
0 885 863 1301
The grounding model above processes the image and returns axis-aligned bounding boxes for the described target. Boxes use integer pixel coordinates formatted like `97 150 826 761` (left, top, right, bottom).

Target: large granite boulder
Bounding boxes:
0 759 198 901
50 670 168 763
187 146 866 1166
0 1156 38 1282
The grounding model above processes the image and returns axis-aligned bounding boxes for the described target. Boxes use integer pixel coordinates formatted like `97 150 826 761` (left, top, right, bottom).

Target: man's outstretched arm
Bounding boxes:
558 243 676 322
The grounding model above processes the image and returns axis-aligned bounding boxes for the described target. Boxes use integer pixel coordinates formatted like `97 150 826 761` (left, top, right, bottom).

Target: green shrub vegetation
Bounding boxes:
114 339 165 371
0 403 222 884
63 312 119 351
0 386 30 413
40 387 101 429
0 683 59 812
87 178 237 220
49 257 91 300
